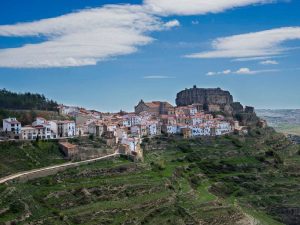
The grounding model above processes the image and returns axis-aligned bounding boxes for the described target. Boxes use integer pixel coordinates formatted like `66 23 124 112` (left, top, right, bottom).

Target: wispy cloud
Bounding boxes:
207 67 279 76
0 0 279 68
260 60 279 65
164 19 180 28
144 0 275 16
185 27 300 59
143 75 175 79
0 5 174 68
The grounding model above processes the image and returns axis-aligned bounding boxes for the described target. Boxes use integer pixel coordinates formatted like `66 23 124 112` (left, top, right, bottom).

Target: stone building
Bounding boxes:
135 100 174 115
59 142 78 159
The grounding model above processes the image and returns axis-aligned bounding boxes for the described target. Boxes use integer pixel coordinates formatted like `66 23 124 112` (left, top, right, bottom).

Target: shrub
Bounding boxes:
89 134 94 140
10 201 24 214
151 160 166 171
177 143 192 153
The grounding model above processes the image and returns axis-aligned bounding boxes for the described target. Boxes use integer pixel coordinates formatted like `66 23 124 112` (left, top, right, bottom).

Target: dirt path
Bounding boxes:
0 152 120 184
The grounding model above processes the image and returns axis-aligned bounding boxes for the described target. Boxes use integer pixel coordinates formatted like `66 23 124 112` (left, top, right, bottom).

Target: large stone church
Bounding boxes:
134 100 174 115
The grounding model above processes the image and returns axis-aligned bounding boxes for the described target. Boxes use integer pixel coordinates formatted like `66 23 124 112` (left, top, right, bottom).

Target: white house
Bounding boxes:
188 106 198 116
130 125 141 136
49 120 58 136
57 121 76 137
203 126 211 136
191 127 204 136
166 125 178 134
21 126 38 140
215 122 232 136
191 116 203 126
147 122 161 136
32 117 53 139
122 114 141 127
3 118 21 135
121 137 140 152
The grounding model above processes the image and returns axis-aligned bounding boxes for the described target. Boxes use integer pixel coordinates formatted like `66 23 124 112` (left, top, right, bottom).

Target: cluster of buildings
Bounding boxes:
2 117 76 140
2 100 239 154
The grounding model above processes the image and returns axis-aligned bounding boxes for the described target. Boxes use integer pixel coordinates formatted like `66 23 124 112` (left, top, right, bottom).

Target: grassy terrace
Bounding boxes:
0 127 300 224
0 141 65 177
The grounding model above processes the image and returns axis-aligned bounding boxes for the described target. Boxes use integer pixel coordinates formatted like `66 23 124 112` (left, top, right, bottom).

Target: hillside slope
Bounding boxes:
0 141 65 177
0 128 299 224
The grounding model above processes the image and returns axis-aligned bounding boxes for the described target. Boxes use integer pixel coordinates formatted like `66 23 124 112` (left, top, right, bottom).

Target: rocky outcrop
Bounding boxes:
176 86 233 107
176 86 259 126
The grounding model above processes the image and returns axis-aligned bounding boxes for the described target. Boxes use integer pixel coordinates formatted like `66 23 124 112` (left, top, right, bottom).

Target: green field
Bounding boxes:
0 128 300 224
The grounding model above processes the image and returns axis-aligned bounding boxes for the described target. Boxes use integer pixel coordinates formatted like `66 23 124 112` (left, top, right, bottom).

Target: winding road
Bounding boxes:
0 152 120 184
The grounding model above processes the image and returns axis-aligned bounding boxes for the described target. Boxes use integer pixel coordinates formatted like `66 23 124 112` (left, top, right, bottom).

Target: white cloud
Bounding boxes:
143 75 175 79
185 27 300 59
260 60 279 65
0 4 169 68
0 1 283 68
206 72 216 76
207 67 279 76
236 68 254 74
223 69 232 74
164 19 180 28
144 0 274 16
206 69 231 76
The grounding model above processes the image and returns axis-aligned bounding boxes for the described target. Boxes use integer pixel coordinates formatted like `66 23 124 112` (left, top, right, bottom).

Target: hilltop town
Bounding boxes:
1 87 299 225
1 86 266 160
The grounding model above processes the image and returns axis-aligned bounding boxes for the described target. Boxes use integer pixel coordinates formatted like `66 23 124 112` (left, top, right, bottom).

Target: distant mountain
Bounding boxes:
0 89 58 111
256 109 300 136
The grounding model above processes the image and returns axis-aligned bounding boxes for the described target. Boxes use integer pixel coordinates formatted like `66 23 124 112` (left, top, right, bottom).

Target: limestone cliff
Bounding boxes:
176 86 233 107
176 86 259 126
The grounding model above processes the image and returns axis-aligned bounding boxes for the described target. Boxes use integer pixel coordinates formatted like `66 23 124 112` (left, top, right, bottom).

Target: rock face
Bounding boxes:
176 85 259 126
176 86 233 107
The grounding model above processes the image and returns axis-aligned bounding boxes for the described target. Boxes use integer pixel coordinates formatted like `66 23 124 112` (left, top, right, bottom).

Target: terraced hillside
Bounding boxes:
0 141 65 177
0 128 300 224
0 137 114 178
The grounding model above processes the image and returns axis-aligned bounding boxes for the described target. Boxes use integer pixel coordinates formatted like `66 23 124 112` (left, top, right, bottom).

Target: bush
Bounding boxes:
231 138 243 148
143 137 150 143
177 143 192 153
190 175 202 187
151 160 166 171
10 201 24 214
89 134 94 140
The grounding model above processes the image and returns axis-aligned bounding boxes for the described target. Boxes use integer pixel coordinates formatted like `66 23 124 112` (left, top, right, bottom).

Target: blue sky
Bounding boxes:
0 0 300 112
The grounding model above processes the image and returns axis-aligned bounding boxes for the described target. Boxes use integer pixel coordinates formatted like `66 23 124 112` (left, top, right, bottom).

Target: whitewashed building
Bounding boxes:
57 121 76 137
122 114 141 127
146 122 161 136
3 118 21 135
32 117 53 139
121 137 140 152
165 125 178 134
215 122 232 136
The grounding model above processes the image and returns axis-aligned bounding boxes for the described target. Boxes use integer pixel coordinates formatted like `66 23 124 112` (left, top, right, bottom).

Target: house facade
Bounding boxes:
57 121 76 137
3 118 22 135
